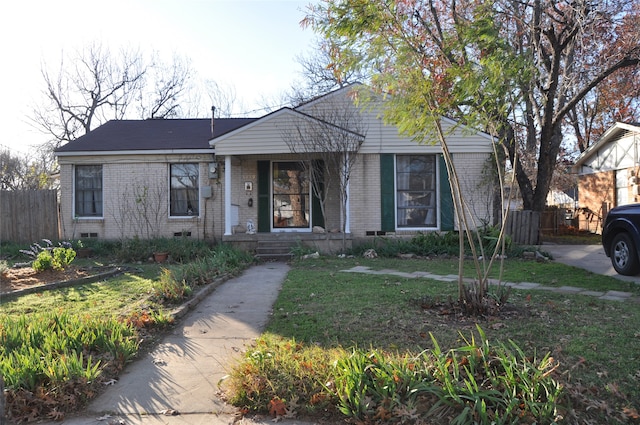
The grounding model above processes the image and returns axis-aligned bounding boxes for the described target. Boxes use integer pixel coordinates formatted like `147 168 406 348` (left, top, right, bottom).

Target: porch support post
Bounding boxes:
224 155 232 235
344 152 351 234
345 177 351 233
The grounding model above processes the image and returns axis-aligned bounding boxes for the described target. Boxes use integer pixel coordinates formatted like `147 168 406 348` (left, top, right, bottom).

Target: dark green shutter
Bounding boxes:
311 160 325 227
257 161 270 232
439 154 454 231
380 154 395 232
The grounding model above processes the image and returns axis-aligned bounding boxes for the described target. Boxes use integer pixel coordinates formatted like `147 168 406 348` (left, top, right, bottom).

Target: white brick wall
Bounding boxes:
59 150 493 243
59 154 220 241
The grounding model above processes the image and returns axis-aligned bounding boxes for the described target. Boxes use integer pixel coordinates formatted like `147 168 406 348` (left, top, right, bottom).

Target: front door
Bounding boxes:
272 161 310 230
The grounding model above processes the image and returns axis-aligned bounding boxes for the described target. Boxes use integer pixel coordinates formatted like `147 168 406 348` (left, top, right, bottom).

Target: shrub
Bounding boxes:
351 229 522 259
32 246 76 272
32 250 54 271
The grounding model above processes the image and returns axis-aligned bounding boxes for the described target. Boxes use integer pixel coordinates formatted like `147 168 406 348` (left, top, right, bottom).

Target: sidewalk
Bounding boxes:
33 262 309 425
540 243 640 284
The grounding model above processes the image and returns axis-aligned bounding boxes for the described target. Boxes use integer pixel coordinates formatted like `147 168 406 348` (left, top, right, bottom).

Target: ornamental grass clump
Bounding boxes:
226 333 344 417
150 267 192 303
227 328 563 424
425 326 563 424
0 311 140 421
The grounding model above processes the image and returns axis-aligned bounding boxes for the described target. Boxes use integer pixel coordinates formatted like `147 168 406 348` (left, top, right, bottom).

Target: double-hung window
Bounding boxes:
170 163 199 216
396 155 437 228
74 165 103 217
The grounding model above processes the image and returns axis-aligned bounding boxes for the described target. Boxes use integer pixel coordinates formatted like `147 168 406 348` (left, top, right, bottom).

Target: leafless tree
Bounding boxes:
136 53 193 119
284 38 368 108
32 43 198 155
203 80 241 118
32 43 147 152
108 178 167 242
281 94 366 250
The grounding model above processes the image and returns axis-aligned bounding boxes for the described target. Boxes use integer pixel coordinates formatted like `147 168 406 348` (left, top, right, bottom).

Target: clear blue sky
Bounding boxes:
0 0 318 154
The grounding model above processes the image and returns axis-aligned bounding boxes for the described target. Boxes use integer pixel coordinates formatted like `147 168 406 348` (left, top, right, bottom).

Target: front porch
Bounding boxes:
222 232 353 256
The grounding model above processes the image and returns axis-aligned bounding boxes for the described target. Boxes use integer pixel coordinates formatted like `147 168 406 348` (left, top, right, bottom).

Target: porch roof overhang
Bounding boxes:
209 107 364 156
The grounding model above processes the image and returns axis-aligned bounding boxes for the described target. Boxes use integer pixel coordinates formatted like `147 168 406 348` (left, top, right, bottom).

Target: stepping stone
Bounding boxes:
512 282 540 289
578 290 605 297
557 286 585 293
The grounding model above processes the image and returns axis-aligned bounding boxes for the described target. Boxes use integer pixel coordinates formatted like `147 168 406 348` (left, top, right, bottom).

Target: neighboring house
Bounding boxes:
55 85 496 253
572 122 640 233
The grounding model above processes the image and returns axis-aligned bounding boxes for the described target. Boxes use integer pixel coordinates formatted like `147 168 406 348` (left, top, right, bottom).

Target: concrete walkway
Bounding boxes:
33 262 308 425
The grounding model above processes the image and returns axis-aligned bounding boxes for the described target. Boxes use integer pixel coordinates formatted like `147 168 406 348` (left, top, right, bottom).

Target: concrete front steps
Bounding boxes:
254 239 295 261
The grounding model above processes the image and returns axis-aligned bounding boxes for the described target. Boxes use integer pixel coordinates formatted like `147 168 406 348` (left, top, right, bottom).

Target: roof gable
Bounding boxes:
212 108 360 155
212 86 494 156
573 122 640 171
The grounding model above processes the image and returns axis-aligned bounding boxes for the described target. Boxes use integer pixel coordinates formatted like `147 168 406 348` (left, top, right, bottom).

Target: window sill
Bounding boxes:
74 217 104 222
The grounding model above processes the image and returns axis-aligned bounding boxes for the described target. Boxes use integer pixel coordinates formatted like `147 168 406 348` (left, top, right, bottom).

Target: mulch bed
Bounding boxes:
1 266 119 296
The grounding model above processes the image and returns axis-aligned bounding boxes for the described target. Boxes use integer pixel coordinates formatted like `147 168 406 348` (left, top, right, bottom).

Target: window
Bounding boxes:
396 155 437 228
170 163 199 216
75 165 103 217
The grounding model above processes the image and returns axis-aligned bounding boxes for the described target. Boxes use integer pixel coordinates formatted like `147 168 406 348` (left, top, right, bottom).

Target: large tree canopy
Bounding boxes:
304 0 640 212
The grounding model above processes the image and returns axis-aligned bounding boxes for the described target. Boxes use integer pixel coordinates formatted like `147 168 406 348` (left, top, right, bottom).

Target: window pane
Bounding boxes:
396 155 436 228
170 163 199 216
75 165 102 217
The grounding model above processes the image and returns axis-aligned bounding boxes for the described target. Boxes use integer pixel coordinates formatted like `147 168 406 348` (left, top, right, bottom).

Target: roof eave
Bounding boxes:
55 149 214 157
574 122 640 167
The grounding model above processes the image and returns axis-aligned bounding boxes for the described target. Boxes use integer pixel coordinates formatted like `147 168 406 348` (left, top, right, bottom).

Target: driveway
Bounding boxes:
541 244 640 284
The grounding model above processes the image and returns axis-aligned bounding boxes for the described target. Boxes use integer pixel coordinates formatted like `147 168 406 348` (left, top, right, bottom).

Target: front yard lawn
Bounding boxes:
227 256 640 425
2 245 639 424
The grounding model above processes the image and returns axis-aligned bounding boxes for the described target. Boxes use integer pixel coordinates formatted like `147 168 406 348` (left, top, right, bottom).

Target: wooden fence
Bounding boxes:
0 190 60 243
505 210 540 245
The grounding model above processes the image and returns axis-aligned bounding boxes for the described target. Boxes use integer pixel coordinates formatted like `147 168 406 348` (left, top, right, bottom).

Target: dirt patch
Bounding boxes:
0 266 93 295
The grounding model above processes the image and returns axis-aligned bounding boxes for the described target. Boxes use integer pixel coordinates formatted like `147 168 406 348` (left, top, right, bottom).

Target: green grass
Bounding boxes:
228 256 640 424
0 267 159 316
296 256 640 295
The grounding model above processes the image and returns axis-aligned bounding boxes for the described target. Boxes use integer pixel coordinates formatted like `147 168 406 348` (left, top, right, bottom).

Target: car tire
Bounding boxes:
610 232 640 276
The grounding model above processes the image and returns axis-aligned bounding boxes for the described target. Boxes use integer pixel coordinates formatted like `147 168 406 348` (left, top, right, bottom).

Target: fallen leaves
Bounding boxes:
269 395 299 421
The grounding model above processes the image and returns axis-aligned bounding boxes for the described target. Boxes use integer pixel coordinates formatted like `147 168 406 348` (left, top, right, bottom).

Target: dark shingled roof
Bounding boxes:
55 118 258 153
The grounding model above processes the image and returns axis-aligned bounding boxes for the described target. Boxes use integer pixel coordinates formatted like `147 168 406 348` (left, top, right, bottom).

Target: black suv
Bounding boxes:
602 204 640 275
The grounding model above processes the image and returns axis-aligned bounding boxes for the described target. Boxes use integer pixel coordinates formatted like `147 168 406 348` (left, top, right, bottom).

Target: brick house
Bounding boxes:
55 85 496 253
572 122 640 233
